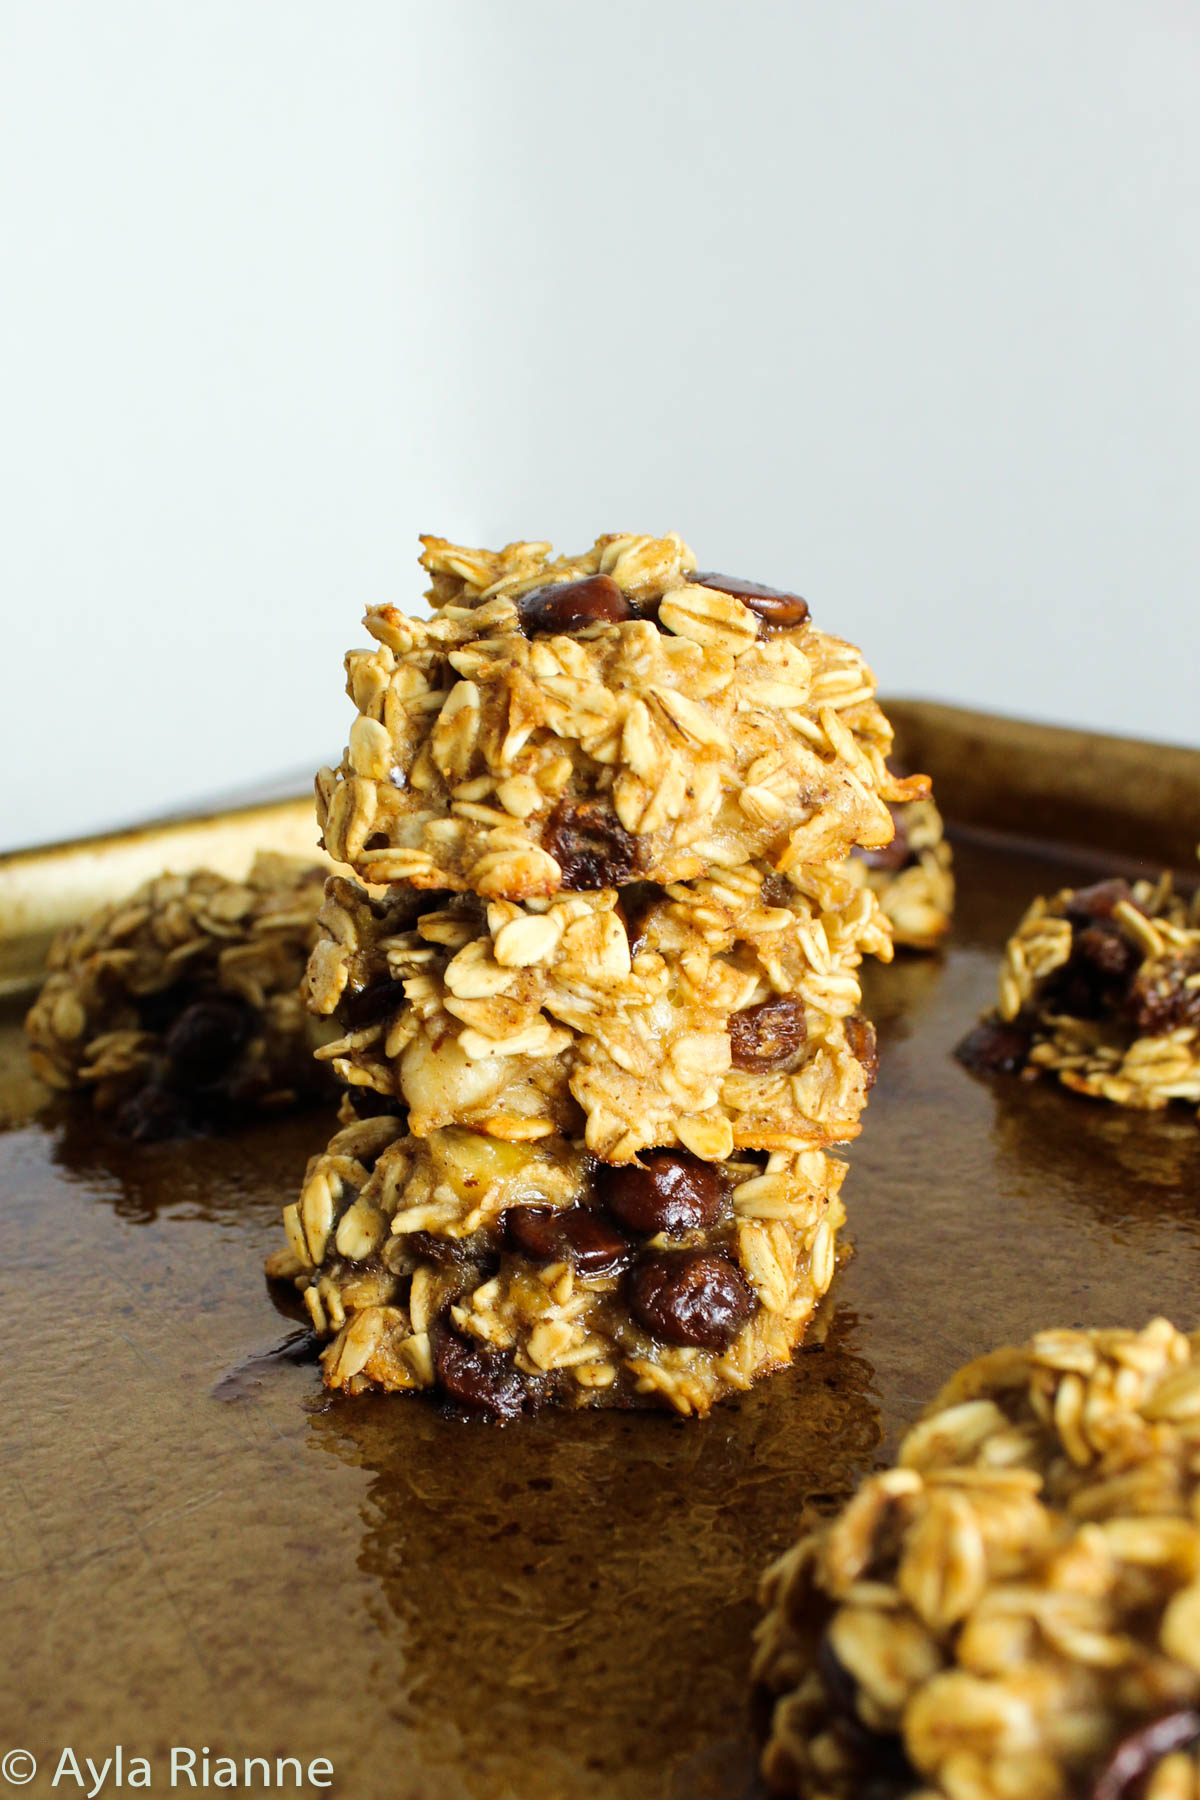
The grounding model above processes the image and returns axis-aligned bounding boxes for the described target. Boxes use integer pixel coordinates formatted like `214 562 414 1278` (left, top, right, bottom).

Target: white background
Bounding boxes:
2 0 1197 851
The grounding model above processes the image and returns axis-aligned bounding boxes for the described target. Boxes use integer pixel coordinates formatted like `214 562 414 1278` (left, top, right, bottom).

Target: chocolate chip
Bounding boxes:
434 1331 528 1420
503 1205 632 1278
616 882 665 957
626 1250 754 1348
728 997 807 1072
1091 1709 1200 1800
1127 953 1200 1036
954 1018 1033 1075
689 570 810 629
594 1150 725 1236
855 803 912 873
517 573 633 635
544 800 639 890
844 1016 879 1090
338 978 409 1031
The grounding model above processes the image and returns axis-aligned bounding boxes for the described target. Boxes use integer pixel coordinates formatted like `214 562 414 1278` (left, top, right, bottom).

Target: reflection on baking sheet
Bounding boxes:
304 1313 881 1799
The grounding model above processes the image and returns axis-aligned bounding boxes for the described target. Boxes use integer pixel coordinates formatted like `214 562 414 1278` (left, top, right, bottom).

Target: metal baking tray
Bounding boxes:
2 702 1198 1800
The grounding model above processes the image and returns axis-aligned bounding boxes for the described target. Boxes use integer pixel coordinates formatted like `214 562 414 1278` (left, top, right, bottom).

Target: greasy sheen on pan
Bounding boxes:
266 1110 846 1418
301 858 887 1161
754 1317 1200 1800
25 853 332 1137
958 870 1200 1115
316 534 927 899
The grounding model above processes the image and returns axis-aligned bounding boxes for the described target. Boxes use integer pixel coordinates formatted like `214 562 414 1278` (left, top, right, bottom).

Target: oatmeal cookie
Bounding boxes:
957 873 1200 1115
265 1110 845 1417
302 860 889 1160
26 853 334 1137
849 793 954 951
754 1317 1200 1800
316 533 927 899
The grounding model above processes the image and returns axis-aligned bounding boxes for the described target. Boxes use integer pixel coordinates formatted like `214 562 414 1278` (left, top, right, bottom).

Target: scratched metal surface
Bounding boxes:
3 828 1200 1798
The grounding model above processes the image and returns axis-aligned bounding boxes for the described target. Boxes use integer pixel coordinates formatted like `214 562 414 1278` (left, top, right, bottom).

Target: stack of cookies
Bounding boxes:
267 534 927 1416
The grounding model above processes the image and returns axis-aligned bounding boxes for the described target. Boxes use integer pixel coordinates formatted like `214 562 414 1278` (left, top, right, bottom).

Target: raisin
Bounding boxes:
954 1018 1033 1076
1075 922 1140 979
689 570 810 629
544 800 639 890
1091 1709 1200 1800
1127 954 1200 1036
517 573 633 635
844 1016 879 1090
817 1634 914 1783
728 997 807 1072
162 996 255 1086
1044 918 1142 1020
435 1332 528 1421
1063 878 1136 925
595 1150 725 1236
626 1250 754 1348
503 1205 632 1278
338 978 409 1031
855 803 912 873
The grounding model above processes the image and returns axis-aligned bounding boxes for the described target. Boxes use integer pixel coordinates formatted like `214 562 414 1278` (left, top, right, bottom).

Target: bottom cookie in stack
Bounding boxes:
266 1110 845 1417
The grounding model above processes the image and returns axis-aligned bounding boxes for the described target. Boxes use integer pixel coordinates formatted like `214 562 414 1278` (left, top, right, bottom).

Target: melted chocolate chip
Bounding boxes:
517 574 633 635
954 1018 1033 1076
435 1332 528 1421
162 996 255 1086
626 1250 754 1348
728 997 807 1072
844 1016 879 1090
338 978 409 1031
503 1205 632 1278
595 1150 725 1236
689 571 810 629
616 882 665 958
1092 1709 1200 1800
544 801 639 890
855 804 912 873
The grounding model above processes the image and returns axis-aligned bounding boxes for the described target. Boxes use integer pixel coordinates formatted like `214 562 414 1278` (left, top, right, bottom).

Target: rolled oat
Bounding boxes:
754 1318 1200 1799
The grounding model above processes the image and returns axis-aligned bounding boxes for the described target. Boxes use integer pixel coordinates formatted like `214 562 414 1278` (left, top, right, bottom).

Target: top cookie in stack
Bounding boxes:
317 533 923 895
270 535 926 1418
